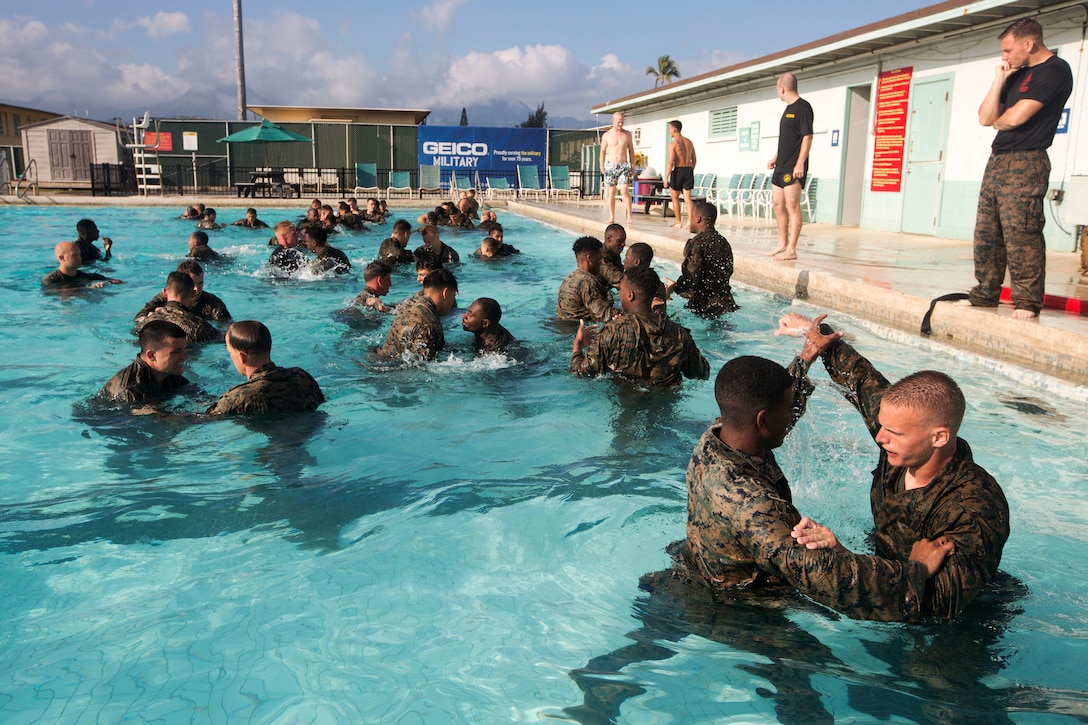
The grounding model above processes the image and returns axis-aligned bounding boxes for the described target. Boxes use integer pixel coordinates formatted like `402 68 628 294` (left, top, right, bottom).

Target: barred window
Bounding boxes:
709 107 738 140
632 127 641 145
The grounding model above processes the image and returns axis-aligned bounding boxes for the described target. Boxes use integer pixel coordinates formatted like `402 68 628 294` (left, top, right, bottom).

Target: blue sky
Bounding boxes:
2 0 937 125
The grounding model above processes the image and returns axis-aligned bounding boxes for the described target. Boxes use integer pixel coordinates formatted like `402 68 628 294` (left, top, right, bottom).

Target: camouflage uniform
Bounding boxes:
360 212 386 224
311 245 352 275
671 229 738 316
75 238 106 264
599 249 624 289
135 290 231 321
556 269 615 322
269 247 306 274
377 237 414 265
473 323 515 355
206 363 324 415
570 310 709 387
139 301 219 343
41 269 110 288
414 242 460 265
187 245 222 262
968 55 1072 314
99 356 189 404
378 291 444 360
816 336 1010 619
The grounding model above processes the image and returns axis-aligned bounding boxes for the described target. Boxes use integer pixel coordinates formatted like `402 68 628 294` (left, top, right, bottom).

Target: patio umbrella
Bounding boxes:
217 119 312 166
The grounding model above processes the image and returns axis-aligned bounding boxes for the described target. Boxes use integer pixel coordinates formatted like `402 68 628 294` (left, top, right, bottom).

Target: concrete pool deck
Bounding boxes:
509 200 1088 388
4 192 1087 386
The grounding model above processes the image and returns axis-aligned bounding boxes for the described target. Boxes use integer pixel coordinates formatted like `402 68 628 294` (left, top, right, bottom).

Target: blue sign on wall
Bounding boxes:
418 126 546 184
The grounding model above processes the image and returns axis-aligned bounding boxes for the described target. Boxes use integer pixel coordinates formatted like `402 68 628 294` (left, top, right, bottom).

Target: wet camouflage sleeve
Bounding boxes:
377 238 414 265
556 269 615 322
599 253 624 289
99 357 189 404
685 425 931 622
206 365 324 414
570 313 709 386
194 291 231 321
819 336 1011 619
141 303 219 343
378 295 444 360
671 230 738 315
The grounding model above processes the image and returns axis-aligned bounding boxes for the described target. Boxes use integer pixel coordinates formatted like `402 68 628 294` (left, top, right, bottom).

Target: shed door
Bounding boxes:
47 130 94 181
901 77 952 235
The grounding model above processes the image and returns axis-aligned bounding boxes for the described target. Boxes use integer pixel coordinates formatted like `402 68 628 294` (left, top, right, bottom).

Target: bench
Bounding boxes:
640 193 706 218
234 182 258 198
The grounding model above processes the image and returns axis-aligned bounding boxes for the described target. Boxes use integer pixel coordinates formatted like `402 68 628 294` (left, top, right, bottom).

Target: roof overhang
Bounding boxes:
246 104 431 124
592 0 1086 116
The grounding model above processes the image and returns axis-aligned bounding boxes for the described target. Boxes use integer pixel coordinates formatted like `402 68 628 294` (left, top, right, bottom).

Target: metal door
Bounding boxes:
901 76 952 235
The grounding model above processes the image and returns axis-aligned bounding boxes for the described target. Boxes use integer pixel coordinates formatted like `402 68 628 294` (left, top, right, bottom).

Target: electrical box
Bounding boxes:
1064 175 1088 226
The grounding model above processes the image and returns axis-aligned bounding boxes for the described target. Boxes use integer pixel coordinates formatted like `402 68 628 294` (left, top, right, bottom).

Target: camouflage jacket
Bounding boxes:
378 291 444 360
571 310 709 386
556 268 615 322
474 323 515 355
41 269 109 288
360 211 386 224
207 363 324 415
311 246 352 275
140 301 219 343
816 338 1011 619
99 356 189 404
672 229 738 315
599 249 624 289
187 245 222 262
414 242 460 265
136 290 231 321
377 237 414 265
269 247 306 274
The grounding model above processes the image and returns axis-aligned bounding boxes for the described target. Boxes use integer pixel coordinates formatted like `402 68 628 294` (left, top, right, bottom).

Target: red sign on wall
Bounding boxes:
870 67 913 193
142 131 173 152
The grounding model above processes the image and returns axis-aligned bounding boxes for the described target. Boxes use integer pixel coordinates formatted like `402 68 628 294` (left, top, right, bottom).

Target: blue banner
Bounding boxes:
418 127 546 183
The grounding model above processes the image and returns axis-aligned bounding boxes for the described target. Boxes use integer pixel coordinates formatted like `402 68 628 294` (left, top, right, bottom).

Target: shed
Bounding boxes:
19 116 126 190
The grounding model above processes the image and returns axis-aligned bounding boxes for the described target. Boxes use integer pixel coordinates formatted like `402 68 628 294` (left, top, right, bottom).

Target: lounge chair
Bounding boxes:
487 177 516 200
353 163 379 197
449 170 475 200
801 177 818 222
517 165 547 201
300 168 320 196
548 166 578 201
385 171 413 200
419 164 444 199
319 168 340 197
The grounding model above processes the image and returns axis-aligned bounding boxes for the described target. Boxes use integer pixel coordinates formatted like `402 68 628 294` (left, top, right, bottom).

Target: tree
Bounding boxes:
459 107 468 126
645 55 681 88
519 102 547 128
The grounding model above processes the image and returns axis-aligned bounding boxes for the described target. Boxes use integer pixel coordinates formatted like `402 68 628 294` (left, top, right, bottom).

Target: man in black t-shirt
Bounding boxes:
767 73 813 262
957 18 1073 318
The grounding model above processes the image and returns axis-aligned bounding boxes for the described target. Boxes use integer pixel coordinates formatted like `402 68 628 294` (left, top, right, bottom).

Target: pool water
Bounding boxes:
1 205 1086 723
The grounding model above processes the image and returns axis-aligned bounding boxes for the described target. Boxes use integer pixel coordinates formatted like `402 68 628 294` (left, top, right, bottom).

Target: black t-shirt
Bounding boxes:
775 98 814 174
992 54 1072 152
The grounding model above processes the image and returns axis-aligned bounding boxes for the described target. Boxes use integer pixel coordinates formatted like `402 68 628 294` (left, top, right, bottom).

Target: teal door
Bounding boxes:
901 76 952 236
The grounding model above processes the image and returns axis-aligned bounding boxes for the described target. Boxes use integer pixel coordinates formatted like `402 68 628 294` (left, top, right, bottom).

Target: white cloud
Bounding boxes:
136 11 191 39
414 0 470 34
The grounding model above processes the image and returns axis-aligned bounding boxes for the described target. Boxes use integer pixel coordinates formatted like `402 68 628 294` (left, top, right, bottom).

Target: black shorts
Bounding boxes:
668 167 695 190
772 170 807 189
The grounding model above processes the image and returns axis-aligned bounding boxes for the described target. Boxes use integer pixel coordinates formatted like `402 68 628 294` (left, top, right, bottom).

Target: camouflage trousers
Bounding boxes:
968 149 1050 313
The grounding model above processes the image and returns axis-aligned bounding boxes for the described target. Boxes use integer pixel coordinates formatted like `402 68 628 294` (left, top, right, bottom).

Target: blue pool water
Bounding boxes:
1 204 1086 723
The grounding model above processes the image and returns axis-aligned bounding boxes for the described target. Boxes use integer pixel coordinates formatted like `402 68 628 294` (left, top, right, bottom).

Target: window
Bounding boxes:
0 114 5 136
632 127 642 145
709 107 738 140
12 114 21 133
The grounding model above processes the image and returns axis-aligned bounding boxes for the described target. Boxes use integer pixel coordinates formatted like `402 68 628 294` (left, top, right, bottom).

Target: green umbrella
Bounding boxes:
217 119 312 167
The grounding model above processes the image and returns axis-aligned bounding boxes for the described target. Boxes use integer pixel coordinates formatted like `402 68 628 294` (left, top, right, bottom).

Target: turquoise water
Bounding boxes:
1 205 1086 723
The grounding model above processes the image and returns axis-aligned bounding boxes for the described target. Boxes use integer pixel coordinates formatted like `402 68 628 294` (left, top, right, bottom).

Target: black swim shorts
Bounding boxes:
668 167 695 190
772 170 807 189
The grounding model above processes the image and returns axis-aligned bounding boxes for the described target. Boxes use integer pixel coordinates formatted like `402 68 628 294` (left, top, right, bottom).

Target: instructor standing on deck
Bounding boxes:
767 72 813 262
957 18 1072 319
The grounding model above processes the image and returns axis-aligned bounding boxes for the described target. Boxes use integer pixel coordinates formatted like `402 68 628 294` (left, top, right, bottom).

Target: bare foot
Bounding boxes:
772 251 797 261
607 218 615 225
1011 308 1039 319
670 222 685 229
767 245 786 257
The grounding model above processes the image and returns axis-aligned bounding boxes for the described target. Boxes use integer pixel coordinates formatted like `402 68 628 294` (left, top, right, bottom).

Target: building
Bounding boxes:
18 116 127 192
0 102 62 183
591 0 1087 250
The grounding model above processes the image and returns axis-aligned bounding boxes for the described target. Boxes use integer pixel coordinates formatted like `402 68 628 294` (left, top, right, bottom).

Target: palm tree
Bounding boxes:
645 55 680 88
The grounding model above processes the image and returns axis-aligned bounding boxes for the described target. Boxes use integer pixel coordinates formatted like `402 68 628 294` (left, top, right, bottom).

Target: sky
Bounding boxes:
2 0 939 127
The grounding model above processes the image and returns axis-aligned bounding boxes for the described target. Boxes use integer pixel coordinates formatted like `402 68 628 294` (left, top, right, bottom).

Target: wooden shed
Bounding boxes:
19 116 126 190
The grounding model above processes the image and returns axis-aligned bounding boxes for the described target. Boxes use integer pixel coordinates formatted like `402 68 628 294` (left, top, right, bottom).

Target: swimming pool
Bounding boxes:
1 204 1086 723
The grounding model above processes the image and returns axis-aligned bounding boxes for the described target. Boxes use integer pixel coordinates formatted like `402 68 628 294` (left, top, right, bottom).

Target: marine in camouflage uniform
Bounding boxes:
139 301 219 343
473 323 515 355
556 269 615 322
206 363 324 415
813 333 1010 619
311 245 352 275
599 248 624 289
671 228 738 316
41 269 111 288
135 290 231 321
378 291 445 360
377 237 414 265
269 246 306 274
99 356 189 404
187 245 221 262
413 241 460 265
570 310 709 387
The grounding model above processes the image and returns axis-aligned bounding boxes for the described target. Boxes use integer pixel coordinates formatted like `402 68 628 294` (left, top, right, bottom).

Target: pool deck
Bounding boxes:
4 192 1087 386
508 200 1088 388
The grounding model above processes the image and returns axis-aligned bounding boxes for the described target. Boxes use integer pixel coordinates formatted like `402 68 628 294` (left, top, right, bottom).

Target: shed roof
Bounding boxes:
591 0 1083 116
18 115 119 132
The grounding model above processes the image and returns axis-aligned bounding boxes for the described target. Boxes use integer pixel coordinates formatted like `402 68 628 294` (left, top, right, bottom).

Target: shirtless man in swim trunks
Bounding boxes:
600 111 636 225
664 120 697 230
